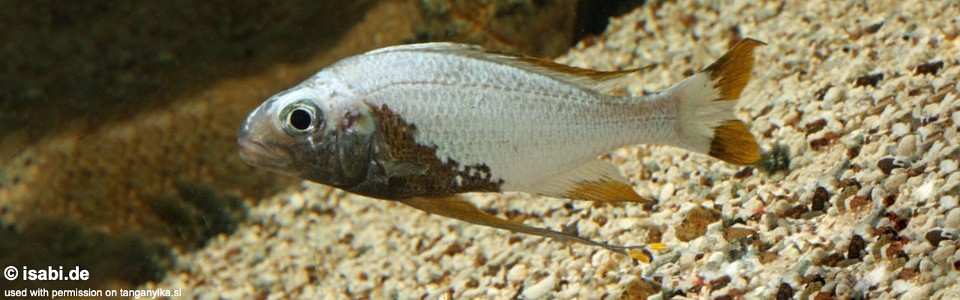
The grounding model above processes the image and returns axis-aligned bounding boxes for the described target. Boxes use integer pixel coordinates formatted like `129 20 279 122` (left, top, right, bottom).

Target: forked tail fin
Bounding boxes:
667 38 764 165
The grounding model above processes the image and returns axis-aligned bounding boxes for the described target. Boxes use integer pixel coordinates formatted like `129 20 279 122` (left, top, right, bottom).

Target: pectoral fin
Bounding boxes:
523 160 651 203
399 195 644 255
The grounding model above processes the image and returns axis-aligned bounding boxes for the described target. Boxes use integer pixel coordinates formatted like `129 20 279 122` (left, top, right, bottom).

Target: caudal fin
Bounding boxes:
668 38 763 165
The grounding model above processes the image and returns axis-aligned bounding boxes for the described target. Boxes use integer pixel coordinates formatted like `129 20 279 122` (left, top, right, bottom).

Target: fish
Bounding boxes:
238 39 764 255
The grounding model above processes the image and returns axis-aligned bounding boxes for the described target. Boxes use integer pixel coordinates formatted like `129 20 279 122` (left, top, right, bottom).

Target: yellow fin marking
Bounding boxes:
647 243 668 251
709 120 761 165
566 180 649 203
628 248 653 263
701 38 765 101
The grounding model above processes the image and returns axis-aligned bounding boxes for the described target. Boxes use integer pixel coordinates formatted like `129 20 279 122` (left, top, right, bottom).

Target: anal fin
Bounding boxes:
523 160 650 203
399 196 645 255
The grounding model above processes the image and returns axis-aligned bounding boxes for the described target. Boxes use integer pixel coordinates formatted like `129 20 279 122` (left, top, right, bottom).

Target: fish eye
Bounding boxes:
289 108 312 130
280 101 322 135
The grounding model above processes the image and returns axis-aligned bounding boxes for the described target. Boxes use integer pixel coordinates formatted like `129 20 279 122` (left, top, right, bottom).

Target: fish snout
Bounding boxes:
237 130 293 170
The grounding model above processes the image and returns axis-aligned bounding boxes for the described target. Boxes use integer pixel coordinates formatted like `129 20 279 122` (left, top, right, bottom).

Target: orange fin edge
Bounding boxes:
709 120 761 165
701 38 765 101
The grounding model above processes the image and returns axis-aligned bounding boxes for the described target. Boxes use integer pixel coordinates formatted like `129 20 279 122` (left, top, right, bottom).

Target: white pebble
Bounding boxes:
659 183 676 201
946 208 960 229
916 181 936 202
883 173 907 192
521 274 557 299
899 283 932 300
507 264 528 283
940 160 958 174
940 196 957 210
823 86 845 103
897 135 917 157
891 123 910 137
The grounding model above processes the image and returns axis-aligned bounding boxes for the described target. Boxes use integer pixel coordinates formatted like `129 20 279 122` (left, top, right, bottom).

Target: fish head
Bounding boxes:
238 79 374 189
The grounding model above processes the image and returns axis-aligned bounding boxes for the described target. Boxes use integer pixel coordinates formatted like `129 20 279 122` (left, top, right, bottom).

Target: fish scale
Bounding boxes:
359 82 652 189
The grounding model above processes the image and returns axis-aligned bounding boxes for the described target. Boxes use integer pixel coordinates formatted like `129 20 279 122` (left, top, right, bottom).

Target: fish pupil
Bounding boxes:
289 108 312 131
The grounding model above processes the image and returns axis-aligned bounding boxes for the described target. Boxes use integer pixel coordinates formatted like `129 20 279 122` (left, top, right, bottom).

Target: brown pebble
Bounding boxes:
846 145 861 158
593 215 607 226
839 178 861 189
885 242 907 260
621 279 661 300
849 195 871 211
474 255 487 267
680 14 698 27
854 73 884 87
812 187 830 211
710 276 731 291
465 278 479 288
875 226 900 245
914 61 944 76
723 227 757 241
776 283 795 300
802 274 825 285
820 252 844 267
877 157 904 175
675 206 721 242
760 251 779 264
805 119 828 136
898 268 918 280
784 204 810 219
847 234 866 260
734 166 754 179
444 243 464 256
925 230 946 246
814 291 836 300
907 165 925 177
887 213 908 231
883 193 898 207
646 226 664 243
863 21 884 33
809 132 840 150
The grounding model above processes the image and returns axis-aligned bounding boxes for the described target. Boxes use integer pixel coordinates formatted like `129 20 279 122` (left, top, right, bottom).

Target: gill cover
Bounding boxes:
238 85 374 189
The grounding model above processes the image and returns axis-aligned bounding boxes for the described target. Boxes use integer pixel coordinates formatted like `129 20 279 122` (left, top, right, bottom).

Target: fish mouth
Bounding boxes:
238 137 292 170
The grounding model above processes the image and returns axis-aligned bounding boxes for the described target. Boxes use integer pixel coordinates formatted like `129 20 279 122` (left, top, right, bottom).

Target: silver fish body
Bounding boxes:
238 40 763 254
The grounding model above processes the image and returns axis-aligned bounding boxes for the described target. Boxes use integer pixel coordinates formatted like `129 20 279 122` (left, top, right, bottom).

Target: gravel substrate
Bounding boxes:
144 1 960 298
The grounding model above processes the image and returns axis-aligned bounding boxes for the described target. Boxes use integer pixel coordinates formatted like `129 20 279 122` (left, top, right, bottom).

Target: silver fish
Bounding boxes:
238 39 763 255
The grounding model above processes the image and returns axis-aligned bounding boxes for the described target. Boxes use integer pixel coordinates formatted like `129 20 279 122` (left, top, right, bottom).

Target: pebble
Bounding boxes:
521 274 557 299
897 135 918 157
946 208 960 229
891 123 910 138
506 263 528 283
940 196 958 210
823 86 845 103
884 173 908 192
941 160 958 174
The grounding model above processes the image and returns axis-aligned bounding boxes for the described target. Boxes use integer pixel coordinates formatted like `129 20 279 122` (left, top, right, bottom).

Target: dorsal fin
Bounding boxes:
523 160 649 203
365 42 655 94
504 53 657 93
